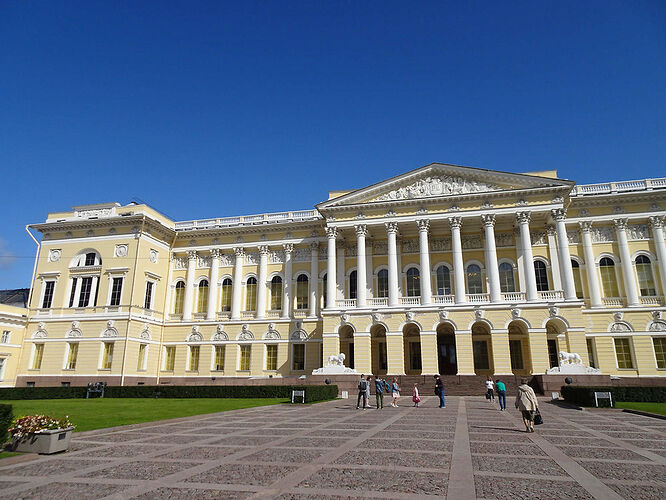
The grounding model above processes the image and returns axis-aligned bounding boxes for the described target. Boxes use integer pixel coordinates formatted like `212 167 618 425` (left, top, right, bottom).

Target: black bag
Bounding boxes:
359 380 367 391
435 387 441 396
485 392 491 400
534 410 543 425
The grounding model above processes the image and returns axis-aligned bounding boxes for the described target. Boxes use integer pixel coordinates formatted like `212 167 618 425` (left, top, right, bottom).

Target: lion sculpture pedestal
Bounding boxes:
546 350 601 375
312 353 358 375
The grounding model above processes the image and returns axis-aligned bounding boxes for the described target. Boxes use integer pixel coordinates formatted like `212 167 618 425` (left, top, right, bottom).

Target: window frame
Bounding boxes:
613 337 635 370
635 254 657 297
376 268 389 298
266 344 278 371
213 345 225 371
31 343 44 370
163 345 176 371
220 277 233 312
435 265 452 296
137 343 148 371
598 256 621 298
173 281 186 314
245 276 257 312
100 341 114 370
533 260 549 292
466 264 483 294
406 267 421 297
292 343 305 371
144 280 155 310
41 280 56 309
238 344 251 371
109 277 123 306
270 275 283 310
196 278 209 313
64 342 79 370
652 337 666 370
498 262 516 293
295 274 309 310
188 345 200 371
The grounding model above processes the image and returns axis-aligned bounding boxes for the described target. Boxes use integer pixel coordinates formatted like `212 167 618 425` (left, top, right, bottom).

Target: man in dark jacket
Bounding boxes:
356 374 368 409
374 376 384 409
434 374 446 408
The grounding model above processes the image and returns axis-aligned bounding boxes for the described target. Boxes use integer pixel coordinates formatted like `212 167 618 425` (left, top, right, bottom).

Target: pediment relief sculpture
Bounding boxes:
372 175 504 202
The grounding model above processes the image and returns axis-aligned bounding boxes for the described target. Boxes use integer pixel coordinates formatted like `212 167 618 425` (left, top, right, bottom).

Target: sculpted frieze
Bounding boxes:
269 250 285 264
495 233 513 247
173 256 188 270
627 224 650 240
590 227 615 243
245 252 259 265
373 242 388 255
294 248 310 262
431 237 451 251
462 235 481 250
401 239 419 254
530 231 547 246
372 175 503 202
566 231 580 244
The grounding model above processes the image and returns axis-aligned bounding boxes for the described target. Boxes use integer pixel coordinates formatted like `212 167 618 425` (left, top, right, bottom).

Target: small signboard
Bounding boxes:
594 391 613 407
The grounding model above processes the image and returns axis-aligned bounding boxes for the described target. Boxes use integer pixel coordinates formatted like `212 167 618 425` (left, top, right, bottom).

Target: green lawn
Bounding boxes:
615 402 666 416
0 451 23 460
0 398 288 433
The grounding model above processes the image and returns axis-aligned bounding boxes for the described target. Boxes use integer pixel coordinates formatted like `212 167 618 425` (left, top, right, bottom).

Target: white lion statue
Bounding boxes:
558 351 582 365
327 352 346 366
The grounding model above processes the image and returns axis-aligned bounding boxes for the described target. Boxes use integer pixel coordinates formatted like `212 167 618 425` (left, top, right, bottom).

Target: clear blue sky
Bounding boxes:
1 1 664 289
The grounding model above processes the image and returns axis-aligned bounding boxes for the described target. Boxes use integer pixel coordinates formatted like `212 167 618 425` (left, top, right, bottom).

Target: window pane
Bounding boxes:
85 252 97 266
197 280 209 312
69 278 78 307
165 346 176 371
599 259 620 297
509 340 524 370
436 266 451 295
466 265 482 294
189 346 200 371
144 281 154 309
534 261 549 291
110 278 123 306
406 268 420 297
270 277 282 310
66 343 78 369
614 338 634 369
636 257 656 296
586 339 597 368
42 281 55 308
296 275 308 309
221 279 232 311
246 278 257 311
377 270 389 298
293 344 305 371
572 261 583 298
214 345 225 371
239 345 251 370
473 340 489 370
498 263 515 293
174 282 185 314
102 342 114 369
653 338 666 369
266 345 278 370
137 344 146 370
33 344 44 369
78 277 93 307
349 271 357 299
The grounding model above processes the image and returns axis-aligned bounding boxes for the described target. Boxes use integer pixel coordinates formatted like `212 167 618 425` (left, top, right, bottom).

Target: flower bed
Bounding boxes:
9 415 75 454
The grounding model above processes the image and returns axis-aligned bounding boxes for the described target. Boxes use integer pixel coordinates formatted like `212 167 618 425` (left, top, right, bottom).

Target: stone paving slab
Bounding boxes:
0 396 664 499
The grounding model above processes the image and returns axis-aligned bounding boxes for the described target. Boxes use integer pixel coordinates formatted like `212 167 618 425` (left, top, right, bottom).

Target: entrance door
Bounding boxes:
437 335 457 375
547 339 558 368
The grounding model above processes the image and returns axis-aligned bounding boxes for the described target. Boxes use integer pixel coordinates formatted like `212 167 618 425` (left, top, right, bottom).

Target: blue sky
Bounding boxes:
1 1 664 289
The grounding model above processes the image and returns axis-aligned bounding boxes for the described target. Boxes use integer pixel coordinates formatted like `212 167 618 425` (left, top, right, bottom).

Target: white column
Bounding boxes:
517 212 538 301
365 239 373 299
614 218 640 306
396 236 404 296
355 225 367 307
552 209 577 301
579 222 602 307
386 222 400 307
514 228 526 293
650 216 666 297
231 248 244 320
183 250 197 320
326 227 338 309
309 242 318 317
282 244 294 318
417 219 432 305
546 226 562 291
206 249 221 320
256 245 269 319
481 214 501 302
336 240 345 300
449 217 466 304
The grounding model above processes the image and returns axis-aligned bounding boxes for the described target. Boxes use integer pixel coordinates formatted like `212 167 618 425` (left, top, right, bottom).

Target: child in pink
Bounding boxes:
412 383 421 407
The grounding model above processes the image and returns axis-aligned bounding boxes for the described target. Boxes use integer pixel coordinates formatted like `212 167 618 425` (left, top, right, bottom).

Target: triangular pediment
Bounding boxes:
317 163 574 209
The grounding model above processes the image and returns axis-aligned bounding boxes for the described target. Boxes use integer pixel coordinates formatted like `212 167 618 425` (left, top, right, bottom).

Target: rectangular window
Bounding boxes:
189 346 200 371
266 344 278 371
614 338 634 369
586 338 597 369
573 269 584 299
69 278 78 307
214 345 225 371
653 338 666 369
473 340 490 370
509 340 524 370
78 277 93 307
32 344 44 369
42 281 55 308
378 342 387 370
377 271 389 298
66 343 79 370
409 341 422 371
164 346 176 371
110 277 123 306
144 281 154 310
137 344 147 370
101 342 114 369
1 331 9 344
239 345 251 371
293 343 305 371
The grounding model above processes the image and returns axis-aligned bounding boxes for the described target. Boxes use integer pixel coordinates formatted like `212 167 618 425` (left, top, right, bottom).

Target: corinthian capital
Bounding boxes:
578 221 593 233
355 224 368 237
551 208 567 221
613 218 628 230
325 226 338 239
448 217 462 229
516 212 531 224
385 221 399 234
480 214 495 227
283 243 294 254
187 250 198 260
258 245 270 256
233 247 244 257
650 215 665 228
416 219 430 232
210 248 222 259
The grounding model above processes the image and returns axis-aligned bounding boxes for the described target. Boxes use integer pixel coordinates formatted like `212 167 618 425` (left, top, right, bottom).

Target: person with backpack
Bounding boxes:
390 377 400 407
434 374 445 408
374 376 384 409
495 379 507 411
356 374 368 409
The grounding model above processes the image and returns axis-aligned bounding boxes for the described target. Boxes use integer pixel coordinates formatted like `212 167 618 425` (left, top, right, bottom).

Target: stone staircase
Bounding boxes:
390 374 526 396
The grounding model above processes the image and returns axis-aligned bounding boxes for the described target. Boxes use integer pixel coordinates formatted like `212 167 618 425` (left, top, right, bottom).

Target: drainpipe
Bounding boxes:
156 230 178 386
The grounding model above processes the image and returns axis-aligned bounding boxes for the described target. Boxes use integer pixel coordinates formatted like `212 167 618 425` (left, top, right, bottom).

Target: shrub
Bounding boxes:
0 385 338 403
0 404 12 444
561 386 666 407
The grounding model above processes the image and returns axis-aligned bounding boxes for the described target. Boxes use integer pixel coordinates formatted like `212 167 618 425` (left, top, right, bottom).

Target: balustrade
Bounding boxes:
433 295 454 304
640 296 662 306
466 293 490 303
369 297 388 306
399 296 421 305
336 299 357 308
538 290 564 301
602 297 624 307
501 292 526 302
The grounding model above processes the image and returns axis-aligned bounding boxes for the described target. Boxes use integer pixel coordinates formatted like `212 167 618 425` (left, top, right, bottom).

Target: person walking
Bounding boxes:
374 376 384 409
515 379 539 432
364 375 372 408
412 383 420 407
434 374 446 408
356 374 368 409
485 376 495 403
495 379 507 411
391 377 400 407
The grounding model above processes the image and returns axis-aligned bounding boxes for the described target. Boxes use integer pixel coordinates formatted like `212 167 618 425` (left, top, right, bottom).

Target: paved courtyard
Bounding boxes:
0 396 665 499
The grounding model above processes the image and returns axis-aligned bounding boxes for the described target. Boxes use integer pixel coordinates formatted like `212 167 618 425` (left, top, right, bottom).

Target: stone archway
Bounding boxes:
507 320 532 375
436 322 457 375
545 319 565 369
402 322 422 375
370 323 387 375
339 325 355 369
471 321 494 375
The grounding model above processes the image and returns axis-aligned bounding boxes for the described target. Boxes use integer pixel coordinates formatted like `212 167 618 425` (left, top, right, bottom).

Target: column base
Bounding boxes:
456 372 476 376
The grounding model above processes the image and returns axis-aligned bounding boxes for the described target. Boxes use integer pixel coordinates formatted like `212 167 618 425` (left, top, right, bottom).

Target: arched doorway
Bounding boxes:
545 318 568 369
339 325 354 369
507 320 532 375
471 321 493 375
403 323 422 375
370 324 387 375
436 322 457 375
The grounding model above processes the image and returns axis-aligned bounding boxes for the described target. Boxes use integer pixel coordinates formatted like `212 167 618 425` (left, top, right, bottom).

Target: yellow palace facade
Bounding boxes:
1 163 666 387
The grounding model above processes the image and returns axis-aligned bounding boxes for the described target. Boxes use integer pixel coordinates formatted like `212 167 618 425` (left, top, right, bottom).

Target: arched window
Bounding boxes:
466 264 482 294
322 273 327 306
270 276 282 310
296 274 309 309
220 278 232 311
406 267 420 297
436 266 451 295
571 260 583 298
349 271 357 299
174 281 185 314
498 262 515 293
197 280 209 313
599 257 620 297
377 269 389 298
245 277 257 311
534 261 549 291
635 255 656 296
71 250 102 267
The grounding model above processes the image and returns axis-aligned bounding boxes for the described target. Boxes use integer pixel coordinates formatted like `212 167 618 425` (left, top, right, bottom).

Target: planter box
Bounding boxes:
12 427 74 454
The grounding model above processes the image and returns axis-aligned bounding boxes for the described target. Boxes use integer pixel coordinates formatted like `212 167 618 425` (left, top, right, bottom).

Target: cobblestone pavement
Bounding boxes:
1 396 665 499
